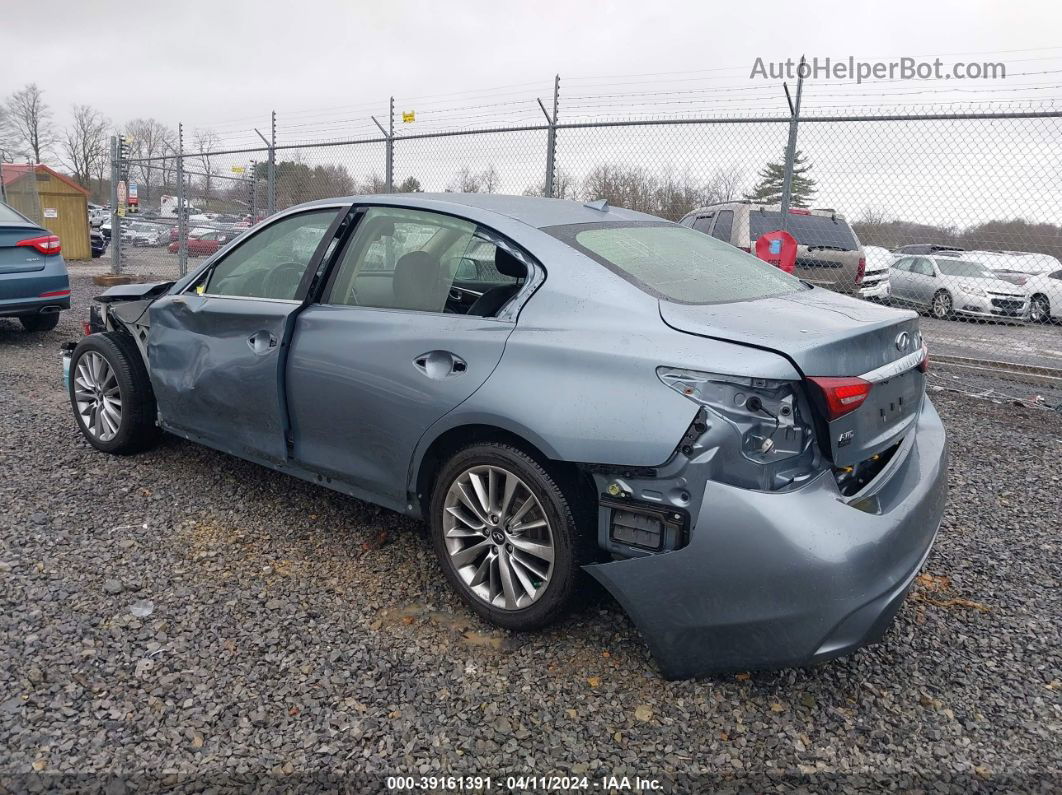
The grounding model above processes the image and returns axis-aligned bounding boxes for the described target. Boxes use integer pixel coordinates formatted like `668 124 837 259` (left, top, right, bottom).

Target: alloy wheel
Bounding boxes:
932 292 952 319
442 464 555 610
73 352 122 442
1031 295 1050 323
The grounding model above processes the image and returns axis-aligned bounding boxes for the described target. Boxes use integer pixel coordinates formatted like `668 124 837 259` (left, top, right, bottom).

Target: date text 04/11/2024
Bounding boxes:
385 775 664 791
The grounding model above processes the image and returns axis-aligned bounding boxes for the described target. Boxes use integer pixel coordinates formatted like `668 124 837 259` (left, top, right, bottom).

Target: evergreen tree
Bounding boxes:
746 148 816 207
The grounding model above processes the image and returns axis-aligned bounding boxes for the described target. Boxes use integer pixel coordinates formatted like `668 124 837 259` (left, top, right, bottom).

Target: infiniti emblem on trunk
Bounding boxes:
895 331 911 351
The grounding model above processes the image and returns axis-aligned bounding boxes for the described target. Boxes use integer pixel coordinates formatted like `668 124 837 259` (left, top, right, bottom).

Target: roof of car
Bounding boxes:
298 192 662 229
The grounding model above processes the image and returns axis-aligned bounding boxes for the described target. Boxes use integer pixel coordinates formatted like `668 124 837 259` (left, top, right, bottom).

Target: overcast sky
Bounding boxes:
4 0 1062 133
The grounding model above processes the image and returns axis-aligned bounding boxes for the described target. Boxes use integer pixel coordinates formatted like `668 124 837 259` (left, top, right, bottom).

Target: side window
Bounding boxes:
1049 270 1062 281
912 258 935 276
326 207 478 313
711 210 734 242
691 214 714 234
892 257 910 271
203 210 337 300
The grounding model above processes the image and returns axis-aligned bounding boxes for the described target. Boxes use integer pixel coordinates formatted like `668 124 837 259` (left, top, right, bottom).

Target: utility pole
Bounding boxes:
779 56 806 228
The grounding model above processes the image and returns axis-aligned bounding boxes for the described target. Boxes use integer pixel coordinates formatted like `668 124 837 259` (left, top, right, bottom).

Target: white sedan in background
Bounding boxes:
960 250 1061 323
859 245 893 300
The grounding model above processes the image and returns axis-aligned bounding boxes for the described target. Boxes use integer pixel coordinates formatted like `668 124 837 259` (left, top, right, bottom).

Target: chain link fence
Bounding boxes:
110 91 1062 406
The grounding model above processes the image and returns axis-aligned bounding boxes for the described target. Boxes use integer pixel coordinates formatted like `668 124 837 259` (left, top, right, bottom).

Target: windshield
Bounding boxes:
936 259 992 278
748 211 858 250
548 221 806 304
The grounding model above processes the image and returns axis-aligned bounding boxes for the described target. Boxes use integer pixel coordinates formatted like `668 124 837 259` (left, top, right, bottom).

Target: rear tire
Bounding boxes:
69 332 161 455
931 290 953 320
429 443 581 631
20 313 60 332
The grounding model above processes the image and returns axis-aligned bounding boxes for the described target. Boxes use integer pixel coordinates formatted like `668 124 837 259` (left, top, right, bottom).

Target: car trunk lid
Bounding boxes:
0 224 48 274
659 288 926 466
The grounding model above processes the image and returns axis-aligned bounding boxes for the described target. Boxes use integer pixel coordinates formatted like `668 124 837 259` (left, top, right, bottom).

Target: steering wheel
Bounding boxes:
262 262 306 299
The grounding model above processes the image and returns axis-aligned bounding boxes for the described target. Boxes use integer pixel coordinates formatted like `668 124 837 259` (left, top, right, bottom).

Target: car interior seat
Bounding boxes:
467 249 526 317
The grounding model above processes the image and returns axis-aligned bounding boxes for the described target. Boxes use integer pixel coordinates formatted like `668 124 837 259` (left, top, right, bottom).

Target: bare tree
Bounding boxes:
126 118 176 204
62 105 110 189
192 129 221 205
705 165 746 203
4 84 55 162
582 164 657 214
447 165 500 193
522 169 578 200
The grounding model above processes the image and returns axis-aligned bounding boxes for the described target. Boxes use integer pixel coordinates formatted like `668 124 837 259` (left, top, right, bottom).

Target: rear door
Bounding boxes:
889 257 914 303
908 257 937 305
287 205 523 502
148 207 342 463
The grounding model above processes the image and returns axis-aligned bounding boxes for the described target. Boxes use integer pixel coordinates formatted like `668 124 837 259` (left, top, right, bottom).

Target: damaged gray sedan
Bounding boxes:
64 194 947 679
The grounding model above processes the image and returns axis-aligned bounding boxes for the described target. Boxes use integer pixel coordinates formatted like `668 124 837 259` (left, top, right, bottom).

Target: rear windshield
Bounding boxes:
547 221 806 304
748 211 858 250
0 202 31 225
936 259 992 278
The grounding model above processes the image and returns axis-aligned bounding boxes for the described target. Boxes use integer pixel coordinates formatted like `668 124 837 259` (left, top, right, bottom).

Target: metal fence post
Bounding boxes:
109 135 121 275
779 56 806 227
387 97 394 191
542 74 560 198
268 110 277 215
176 123 187 276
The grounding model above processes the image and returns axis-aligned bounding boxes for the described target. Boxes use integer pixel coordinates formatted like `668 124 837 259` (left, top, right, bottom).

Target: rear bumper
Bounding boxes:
0 295 70 317
859 278 890 299
584 396 948 679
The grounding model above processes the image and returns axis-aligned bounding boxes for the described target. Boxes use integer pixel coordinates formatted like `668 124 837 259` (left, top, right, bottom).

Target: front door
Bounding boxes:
148 208 341 463
286 205 525 502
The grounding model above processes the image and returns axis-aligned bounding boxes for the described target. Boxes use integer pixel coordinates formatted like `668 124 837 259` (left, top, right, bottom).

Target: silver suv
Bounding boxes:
679 202 866 294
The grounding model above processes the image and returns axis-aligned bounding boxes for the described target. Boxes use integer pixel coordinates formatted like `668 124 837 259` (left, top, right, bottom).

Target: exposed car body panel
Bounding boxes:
586 395 947 679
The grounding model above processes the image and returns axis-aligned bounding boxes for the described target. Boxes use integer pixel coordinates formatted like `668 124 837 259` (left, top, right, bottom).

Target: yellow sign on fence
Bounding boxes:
231 166 245 174
402 111 415 123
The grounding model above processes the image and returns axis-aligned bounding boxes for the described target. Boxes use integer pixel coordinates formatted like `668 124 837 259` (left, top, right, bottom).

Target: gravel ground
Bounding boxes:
0 274 1059 792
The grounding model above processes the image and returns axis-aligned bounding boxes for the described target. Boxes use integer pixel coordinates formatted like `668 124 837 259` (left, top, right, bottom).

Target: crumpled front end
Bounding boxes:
584 396 948 680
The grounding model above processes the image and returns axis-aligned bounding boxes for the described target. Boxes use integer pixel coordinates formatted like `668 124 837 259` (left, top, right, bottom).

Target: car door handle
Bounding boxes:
247 330 278 355
413 350 467 379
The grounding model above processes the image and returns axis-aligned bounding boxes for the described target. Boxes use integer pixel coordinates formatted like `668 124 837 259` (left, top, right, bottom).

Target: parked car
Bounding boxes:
960 250 1061 287
64 194 946 679
121 222 168 247
679 202 866 294
0 200 70 331
893 243 964 256
99 219 111 240
889 255 1029 320
90 229 108 258
859 245 893 300
1020 268 1062 323
167 229 242 256
169 225 214 243
88 205 109 228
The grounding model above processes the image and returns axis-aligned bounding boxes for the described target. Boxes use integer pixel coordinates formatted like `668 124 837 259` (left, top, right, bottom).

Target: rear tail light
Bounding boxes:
18 234 61 256
807 376 873 420
856 257 866 284
38 289 70 298
788 208 811 215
